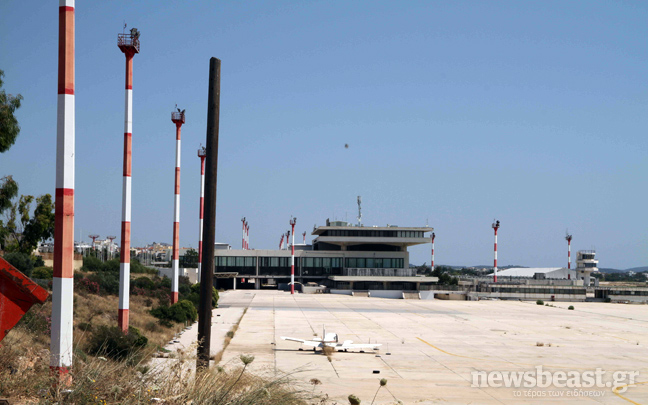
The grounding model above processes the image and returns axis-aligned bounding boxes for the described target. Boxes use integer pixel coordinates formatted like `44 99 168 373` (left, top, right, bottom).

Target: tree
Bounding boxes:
3 251 34 277
181 248 198 268
0 193 54 254
0 70 23 153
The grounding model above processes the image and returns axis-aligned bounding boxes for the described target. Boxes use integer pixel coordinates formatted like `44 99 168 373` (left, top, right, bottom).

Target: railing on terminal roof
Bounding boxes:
343 268 417 277
419 284 465 291
117 33 140 52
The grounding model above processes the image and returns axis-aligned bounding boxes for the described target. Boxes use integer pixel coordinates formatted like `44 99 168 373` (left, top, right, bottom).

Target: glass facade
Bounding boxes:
345 257 404 269
258 256 294 276
215 256 256 275
610 290 648 296
488 287 586 295
302 257 343 276
321 230 425 238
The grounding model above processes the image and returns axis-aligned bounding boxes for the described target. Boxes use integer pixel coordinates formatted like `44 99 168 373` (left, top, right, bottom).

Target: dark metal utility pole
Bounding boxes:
197 57 220 369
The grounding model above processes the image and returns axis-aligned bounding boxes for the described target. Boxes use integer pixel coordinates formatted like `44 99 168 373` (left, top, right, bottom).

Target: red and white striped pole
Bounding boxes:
279 234 284 250
197 147 206 282
171 110 185 304
241 217 246 249
245 221 249 249
290 218 296 294
566 233 572 269
431 232 435 272
492 220 500 283
118 27 139 332
302 231 306 245
51 0 75 377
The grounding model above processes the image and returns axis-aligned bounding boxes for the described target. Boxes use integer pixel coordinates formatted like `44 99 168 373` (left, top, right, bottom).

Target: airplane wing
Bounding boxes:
340 343 382 350
281 337 306 344
280 337 322 348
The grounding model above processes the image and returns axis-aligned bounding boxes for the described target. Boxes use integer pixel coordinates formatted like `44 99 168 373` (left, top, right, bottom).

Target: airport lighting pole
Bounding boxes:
290 217 296 294
492 220 500 283
52 0 75 378
117 26 140 332
565 233 572 270
430 232 435 272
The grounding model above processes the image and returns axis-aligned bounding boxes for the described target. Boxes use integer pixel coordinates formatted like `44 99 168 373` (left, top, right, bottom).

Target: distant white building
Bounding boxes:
490 267 576 280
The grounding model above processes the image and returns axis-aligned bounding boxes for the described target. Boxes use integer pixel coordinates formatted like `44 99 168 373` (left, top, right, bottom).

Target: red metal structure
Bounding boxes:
0 257 49 342
89 234 99 252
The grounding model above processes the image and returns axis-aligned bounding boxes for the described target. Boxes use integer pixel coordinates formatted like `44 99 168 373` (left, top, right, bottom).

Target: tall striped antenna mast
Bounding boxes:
241 217 246 249
430 232 436 272
357 196 362 226
565 231 573 270
197 146 206 282
290 217 296 294
51 0 75 379
492 220 500 283
117 24 140 332
170 107 185 304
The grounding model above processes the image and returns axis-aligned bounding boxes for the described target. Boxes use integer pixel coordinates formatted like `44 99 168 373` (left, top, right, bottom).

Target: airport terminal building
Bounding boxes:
213 220 437 291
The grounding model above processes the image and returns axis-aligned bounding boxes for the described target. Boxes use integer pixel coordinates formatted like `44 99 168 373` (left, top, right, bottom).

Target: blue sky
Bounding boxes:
1 1 646 269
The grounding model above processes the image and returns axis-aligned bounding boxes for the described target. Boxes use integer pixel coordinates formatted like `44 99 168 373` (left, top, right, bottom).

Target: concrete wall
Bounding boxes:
302 285 326 294
157 267 198 284
477 292 586 302
39 252 83 271
420 291 436 300
369 290 403 299
609 295 648 303
330 289 353 295
435 293 466 300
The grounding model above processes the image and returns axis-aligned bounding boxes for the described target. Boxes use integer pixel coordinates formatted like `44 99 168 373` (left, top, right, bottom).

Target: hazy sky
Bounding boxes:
1 1 646 269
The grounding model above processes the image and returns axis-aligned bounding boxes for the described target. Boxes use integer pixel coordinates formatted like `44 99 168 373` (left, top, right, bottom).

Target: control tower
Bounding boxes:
576 250 598 287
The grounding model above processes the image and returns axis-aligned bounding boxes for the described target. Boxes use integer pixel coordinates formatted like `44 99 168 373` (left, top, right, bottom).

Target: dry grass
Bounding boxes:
73 292 183 350
0 289 322 404
1 336 317 404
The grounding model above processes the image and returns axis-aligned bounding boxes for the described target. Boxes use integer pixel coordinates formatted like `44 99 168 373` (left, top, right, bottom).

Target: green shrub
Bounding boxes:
160 276 172 289
3 252 34 276
33 255 45 267
150 299 197 324
348 394 361 405
32 266 53 279
131 258 156 274
605 297 611 303
568 305 574 310
536 300 544 305
185 283 219 309
132 276 155 290
87 326 148 361
81 255 103 272
103 258 120 273
86 272 119 295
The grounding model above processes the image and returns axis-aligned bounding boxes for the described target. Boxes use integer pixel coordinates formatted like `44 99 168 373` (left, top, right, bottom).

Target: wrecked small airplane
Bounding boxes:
281 327 381 353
